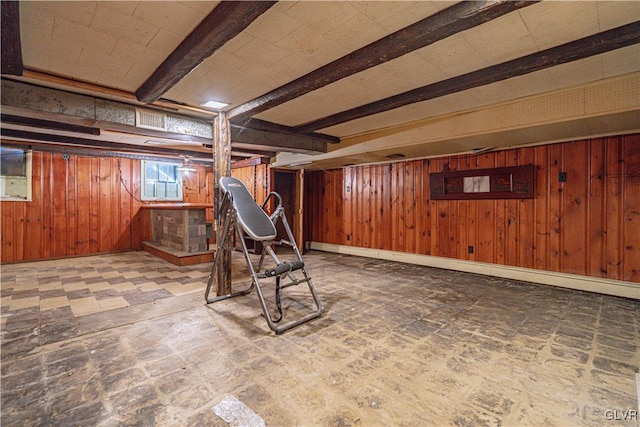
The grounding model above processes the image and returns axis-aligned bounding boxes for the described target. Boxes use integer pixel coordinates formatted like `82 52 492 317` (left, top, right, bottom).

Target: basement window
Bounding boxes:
0 147 32 201
141 160 183 201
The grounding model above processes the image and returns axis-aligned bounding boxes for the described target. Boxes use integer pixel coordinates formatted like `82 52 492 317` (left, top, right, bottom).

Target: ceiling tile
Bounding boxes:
48 49 103 84
178 0 221 14
519 1 599 50
347 66 416 100
320 92 480 138
465 81 518 106
92 5 159 46
349 1 413 26
601 45 640 78
323 12 388 53
97 69 134 91
109 39 165 68
124 63 161 91
53 17 118 55
254 102 304 126
234 38 290 68
254 82 363 127
416 33 489 78
380 52 449 89
19 4 54 49
283 1 360 34
24 1 97 27
244 9 303 44
547 55 604 89
219 31 255 54
80 48 133 75
256 55 319 86
14 0 640 159
231 62 292 89
30 44 83 76
132 1 213 38
195 50 249 77
401 92 481 123
276 26 336 59
462 11 537 64
597 1 640 31
146 28 184 54
375 1 452 33
504 69 557 99
100 1 139 16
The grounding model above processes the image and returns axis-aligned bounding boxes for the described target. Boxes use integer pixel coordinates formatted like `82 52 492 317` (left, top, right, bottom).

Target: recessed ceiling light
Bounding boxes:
201 100 229 110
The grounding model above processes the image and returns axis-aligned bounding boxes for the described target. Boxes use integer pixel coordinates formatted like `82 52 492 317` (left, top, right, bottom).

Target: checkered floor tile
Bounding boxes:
1 251 214 325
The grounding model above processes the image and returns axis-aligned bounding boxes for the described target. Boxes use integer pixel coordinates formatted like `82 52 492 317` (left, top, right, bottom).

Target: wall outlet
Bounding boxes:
468 245 474 254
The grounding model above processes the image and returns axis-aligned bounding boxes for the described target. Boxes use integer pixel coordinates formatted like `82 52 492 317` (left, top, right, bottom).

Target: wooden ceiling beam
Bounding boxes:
1 105 212 145
226 0 535 122
230 148 277 158
229 124 326 154
2 140 210 164
0 128 212 160
231 157 271 169
296 21 640 134
136 1 276 104
1 1 23 76
235 117 340 143
2 103 325 154
1 114 101 135
202 142 277 159
19 71 217 117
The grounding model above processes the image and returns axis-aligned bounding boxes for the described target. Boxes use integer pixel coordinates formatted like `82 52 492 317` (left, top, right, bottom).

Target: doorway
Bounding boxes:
272 169 303 251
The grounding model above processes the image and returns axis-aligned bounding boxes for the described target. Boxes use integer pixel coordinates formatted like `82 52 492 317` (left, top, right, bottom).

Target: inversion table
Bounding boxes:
204 177 323 334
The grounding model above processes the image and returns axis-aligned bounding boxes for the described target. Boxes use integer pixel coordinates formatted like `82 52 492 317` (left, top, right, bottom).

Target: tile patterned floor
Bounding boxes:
1 252 210 326
1 250 639 426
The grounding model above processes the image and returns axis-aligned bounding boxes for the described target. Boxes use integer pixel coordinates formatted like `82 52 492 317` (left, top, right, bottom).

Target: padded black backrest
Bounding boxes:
220 177 277 241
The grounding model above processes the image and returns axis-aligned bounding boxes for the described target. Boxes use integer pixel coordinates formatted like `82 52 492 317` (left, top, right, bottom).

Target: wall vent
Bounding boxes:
136 108 167 131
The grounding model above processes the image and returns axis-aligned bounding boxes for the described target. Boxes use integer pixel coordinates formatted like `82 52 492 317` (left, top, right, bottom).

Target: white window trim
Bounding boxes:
0 150 32 202
140 160 184 202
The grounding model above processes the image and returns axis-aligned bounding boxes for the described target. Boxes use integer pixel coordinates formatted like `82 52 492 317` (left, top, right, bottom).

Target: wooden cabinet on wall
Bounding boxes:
306 134 640 283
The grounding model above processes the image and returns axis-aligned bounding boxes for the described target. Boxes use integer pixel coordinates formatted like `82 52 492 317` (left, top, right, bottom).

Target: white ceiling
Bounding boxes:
8 1 640 166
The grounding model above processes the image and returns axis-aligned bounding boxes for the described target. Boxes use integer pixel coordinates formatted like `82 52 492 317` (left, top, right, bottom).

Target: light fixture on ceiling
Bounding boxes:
144 140 166 145
200 100 229 110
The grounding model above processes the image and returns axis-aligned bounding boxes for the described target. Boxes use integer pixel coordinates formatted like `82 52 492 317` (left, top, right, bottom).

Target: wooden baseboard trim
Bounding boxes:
309 242 640 300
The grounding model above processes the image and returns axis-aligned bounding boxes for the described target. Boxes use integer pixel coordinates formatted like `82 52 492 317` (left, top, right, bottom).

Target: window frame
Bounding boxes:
0 148 32 202
140 159 184 202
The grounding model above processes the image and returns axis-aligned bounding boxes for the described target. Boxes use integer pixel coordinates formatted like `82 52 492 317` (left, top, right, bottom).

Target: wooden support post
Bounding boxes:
295 169 304 251
213 112 232 296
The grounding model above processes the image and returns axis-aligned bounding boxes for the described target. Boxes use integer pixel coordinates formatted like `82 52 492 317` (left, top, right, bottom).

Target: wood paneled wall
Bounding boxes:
1 151 214 263
306 134 640 282
182 166 214 222
232 164 270 204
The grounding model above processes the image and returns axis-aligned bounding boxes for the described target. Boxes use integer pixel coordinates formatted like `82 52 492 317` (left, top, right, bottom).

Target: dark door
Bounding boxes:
273 170 296 242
